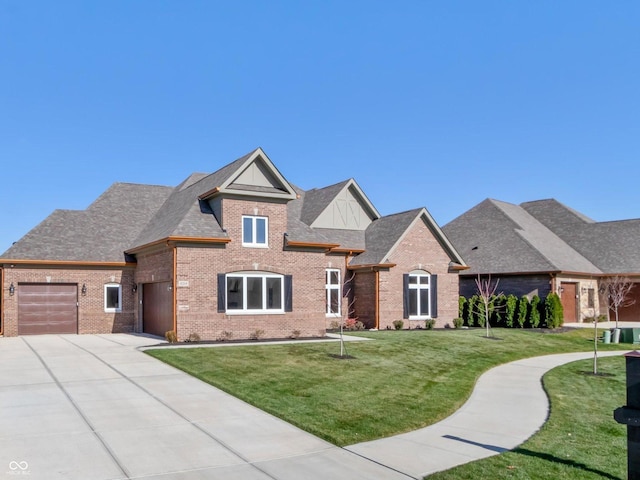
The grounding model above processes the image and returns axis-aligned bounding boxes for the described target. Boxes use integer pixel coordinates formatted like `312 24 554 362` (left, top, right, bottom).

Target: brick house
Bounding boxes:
0 148 467 339
442 198 640 323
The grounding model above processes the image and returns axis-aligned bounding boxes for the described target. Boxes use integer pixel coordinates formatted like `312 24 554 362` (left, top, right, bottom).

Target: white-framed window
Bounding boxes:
407 273 431 319
104 283 122 313
326 269 341 316
242 215 268 247
226 272 283 313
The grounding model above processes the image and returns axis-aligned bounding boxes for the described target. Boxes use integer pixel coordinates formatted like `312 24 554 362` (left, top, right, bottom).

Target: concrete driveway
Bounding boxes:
0 334 408 480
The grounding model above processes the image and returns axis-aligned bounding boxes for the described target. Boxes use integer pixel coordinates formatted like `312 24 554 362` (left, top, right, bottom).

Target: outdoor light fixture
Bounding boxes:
9 283 15 296
81 283 87 295
132 283 137 293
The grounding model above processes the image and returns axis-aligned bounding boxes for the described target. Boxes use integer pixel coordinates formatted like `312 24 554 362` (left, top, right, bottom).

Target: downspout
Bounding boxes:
375 269 380 330
172 245 177 335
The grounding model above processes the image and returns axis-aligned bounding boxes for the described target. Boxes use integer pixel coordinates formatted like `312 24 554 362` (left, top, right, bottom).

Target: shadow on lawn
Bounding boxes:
511 447 621 480
442 436 621 479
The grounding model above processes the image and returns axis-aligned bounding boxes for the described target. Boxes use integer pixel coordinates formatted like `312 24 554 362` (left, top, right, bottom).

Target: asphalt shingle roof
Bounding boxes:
1 183 174 262
443 198 640 276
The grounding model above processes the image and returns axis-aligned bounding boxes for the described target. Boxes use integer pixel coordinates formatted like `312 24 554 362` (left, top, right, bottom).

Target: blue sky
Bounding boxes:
2 1 640 254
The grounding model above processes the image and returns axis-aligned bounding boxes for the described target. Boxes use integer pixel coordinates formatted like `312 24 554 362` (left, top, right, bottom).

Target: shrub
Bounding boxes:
517 296 529 328
354 321 365 331
289 329 301 339
544 293 564 329
453 317 463 329
425 319 435 330
529 295 541 328
467 295 480 327
249 329 265 340
505 294 517 328
491 294 504 326
458 296 467 320
328 320 340 330
392 320 404 330
165 330 178 343
217 330 233 342
185 332 201 343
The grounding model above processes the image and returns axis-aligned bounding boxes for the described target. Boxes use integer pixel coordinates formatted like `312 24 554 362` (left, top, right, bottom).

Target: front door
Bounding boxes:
560 282 578 323
142 282 173 337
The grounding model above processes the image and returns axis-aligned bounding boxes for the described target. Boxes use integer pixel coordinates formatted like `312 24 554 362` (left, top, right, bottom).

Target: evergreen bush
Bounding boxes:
505 294 517 328
517 296 529 328
529 295 541 328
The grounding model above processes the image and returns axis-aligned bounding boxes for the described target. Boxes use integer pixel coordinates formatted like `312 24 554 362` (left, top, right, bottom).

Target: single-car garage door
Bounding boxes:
18 284 78 335
142 282 173 337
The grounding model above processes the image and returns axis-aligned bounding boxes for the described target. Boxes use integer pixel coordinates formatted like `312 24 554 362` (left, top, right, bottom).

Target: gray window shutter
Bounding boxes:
431 274 438 318
217 274 226 313
402 274 409 319
284 275 293 312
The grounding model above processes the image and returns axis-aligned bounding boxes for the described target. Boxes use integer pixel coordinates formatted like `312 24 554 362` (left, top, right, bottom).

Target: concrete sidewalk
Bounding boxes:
346 349 631 478
0 333 631 479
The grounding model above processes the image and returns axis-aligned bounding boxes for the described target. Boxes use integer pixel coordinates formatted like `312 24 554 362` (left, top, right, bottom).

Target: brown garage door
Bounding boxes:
142 282 173 337
18 284 78 335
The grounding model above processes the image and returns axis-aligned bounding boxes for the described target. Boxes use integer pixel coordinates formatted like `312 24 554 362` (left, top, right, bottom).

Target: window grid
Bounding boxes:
226 273 283 314
408 273 430 319
326 269 341 316
242 215 268 247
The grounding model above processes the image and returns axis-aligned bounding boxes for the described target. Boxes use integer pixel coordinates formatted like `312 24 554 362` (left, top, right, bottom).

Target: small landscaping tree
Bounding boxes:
474 275 501 338
516 296 529 328
602 275 636 330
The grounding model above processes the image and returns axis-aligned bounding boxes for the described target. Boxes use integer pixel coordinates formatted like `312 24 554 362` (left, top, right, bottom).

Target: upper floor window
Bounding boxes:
242 215 268 247
326 269 341 316
104 284 122 313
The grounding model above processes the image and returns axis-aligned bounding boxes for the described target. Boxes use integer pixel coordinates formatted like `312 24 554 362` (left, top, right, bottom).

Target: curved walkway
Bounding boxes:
347 349 631 478
0 334 630 480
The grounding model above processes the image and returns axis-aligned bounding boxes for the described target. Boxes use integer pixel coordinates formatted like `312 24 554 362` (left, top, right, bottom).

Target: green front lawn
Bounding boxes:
146 328 628 446
428 356 627 479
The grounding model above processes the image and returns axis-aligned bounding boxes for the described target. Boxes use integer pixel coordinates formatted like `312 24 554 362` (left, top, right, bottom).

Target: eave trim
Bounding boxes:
0 259 136 267
126 236 231 254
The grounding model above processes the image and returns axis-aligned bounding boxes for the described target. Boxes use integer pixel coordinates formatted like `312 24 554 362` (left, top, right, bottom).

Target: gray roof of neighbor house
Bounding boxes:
2 148 466 269
1 183 174 263
521 199 640 274
442 197 640 276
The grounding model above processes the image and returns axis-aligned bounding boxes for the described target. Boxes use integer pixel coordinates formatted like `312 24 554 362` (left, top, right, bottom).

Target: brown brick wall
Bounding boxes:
1 265 135 336
379 218 459 329
172 198 344 341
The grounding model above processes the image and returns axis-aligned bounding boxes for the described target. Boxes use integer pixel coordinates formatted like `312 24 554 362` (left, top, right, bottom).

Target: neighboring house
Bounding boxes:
442 198 640 323
0 148 467 338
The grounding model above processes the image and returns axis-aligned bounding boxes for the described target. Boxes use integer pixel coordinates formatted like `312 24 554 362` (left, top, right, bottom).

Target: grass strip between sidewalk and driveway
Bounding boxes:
427 355 627 480
146 328 629 447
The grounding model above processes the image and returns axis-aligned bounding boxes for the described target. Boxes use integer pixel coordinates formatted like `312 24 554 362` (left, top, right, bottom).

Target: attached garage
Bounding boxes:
18 284 78 335
142 282 173 337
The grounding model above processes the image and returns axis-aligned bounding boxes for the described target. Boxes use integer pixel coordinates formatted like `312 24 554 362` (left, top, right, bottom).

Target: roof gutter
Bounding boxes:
0 259 136 267
348 263 397 271
284 239 341 251
126 236 231 255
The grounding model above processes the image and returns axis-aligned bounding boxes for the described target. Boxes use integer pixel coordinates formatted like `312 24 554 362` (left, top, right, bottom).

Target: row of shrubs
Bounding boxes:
458 293 564 329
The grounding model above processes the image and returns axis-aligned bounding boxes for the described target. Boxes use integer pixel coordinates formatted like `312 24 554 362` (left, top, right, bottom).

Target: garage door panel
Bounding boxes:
18 284 78 335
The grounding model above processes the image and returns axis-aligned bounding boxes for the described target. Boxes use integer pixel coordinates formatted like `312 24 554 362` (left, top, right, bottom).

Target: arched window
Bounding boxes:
403 271 438 320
